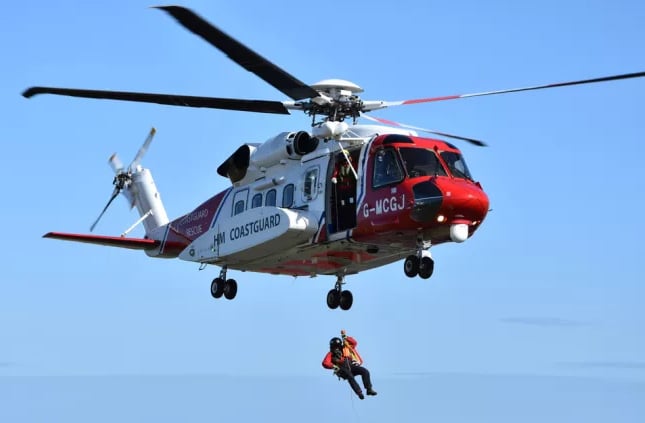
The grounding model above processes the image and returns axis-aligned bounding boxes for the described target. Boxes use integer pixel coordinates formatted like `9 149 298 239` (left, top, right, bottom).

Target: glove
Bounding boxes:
333 365 345 377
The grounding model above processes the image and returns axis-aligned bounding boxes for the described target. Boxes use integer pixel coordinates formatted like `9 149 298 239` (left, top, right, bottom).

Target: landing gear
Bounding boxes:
327 274 353 310
210 267 237 301
404 240 434 279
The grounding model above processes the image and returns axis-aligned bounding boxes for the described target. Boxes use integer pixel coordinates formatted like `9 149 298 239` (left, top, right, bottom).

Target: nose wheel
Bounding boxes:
210 266 238 300
418 256 434 279
404 255 420 277
327 275 353 310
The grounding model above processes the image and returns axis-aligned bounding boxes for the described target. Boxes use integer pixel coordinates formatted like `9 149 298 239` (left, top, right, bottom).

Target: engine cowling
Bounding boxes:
217 144 256 183
251 131 318 168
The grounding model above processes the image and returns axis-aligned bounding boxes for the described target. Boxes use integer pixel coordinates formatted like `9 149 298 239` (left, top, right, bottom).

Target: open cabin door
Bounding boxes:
327 149 359 233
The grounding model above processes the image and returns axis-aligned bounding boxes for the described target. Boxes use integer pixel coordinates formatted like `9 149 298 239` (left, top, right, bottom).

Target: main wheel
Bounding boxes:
210 277 225 298
404 255 419 277
224 279 238 300
418 256 435 279
339 290 353 311
326 289 340 309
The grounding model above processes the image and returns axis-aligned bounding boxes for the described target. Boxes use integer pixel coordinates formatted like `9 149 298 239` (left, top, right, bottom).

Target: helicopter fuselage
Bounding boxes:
149 126 489 278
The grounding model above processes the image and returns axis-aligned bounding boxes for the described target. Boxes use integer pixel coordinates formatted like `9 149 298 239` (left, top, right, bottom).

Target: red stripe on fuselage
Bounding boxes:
159 190 229 257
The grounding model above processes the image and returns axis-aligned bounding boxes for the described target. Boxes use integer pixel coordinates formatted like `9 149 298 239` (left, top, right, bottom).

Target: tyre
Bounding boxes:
418 257 434 279
404 255 419 277
224 279 238 300
326 289 340 309
339 290 353 311
211 278 225 298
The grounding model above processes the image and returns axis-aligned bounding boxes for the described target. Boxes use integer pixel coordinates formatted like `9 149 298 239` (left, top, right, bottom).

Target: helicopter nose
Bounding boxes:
438 180 489 241
410 178 489 241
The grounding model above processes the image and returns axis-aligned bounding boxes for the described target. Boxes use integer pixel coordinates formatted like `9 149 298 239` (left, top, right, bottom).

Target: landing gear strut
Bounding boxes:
327 274 353 310
404 239 434 279
210 266 238 300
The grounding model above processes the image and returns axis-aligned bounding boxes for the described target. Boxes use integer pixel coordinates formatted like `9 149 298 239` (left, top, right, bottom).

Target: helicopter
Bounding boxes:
23 6 645 310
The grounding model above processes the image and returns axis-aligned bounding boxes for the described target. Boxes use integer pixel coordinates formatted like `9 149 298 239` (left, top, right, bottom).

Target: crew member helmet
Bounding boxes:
329 337 343 350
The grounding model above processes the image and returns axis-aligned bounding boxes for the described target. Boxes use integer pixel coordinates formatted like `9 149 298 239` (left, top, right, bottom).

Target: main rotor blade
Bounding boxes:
384 71 645 107
361 114 486 147
22 87 290 114
90 187 120 232
155 6 320 101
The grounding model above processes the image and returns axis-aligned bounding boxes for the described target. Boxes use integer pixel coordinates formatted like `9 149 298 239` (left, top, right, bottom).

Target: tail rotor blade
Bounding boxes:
130 127 156 170
90 187 121 232
109 153 124 174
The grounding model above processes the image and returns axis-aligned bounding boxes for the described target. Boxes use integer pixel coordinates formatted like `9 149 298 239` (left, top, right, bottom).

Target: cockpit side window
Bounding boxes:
303 166 319 201
373 149 404 188
399 148 446 178
440 151 473 180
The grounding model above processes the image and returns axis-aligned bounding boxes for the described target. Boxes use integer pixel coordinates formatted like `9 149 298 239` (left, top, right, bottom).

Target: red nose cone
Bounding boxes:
437 179 489 225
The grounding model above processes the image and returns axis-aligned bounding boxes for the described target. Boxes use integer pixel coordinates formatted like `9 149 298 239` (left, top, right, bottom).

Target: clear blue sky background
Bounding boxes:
2 0 644 421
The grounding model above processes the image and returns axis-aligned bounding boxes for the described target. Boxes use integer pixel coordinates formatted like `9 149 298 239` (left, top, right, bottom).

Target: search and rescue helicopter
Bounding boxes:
23 6 645 310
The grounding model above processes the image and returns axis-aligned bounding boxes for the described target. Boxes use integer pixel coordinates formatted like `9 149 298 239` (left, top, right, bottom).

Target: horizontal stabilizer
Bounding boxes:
43 232 160 250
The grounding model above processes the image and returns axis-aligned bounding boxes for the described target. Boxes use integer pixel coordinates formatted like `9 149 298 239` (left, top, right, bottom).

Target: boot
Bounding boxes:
357 391 365 400
366 388 377 396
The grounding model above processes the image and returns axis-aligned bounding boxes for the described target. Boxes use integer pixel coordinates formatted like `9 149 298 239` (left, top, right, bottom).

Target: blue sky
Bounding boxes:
2 0 645 421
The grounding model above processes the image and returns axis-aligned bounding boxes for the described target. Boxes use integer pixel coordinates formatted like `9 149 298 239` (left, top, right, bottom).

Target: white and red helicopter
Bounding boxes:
23 6 645 310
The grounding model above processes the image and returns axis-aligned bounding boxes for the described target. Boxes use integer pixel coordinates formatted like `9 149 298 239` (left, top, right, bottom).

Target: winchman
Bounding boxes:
330 151 357 231
322 330 377 400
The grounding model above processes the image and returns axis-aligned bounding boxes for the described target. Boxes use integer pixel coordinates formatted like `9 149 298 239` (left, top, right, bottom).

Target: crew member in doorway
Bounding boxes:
331 151 357 231
322 330 377 399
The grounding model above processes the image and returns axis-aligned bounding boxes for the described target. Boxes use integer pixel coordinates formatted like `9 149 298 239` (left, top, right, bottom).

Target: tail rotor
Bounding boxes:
89 127 157 232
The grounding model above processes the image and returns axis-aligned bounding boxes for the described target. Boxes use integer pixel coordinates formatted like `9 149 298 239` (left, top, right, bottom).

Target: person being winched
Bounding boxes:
322 330 377 399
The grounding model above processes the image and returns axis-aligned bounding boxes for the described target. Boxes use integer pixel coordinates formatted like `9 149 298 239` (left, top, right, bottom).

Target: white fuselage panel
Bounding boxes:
179 207 319 264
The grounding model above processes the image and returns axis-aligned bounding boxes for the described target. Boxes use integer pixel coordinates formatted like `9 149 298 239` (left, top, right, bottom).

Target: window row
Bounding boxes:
233 184 295 216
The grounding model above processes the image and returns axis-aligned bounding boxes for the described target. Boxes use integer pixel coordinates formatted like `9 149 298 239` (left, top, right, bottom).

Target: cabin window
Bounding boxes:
303 167 319 200
231 189 249 216
373 149 404 188
282 184 294 208
251 193 263 208
265 189 277 206
234 200 245 215
399 148 446 177
440 151 473 180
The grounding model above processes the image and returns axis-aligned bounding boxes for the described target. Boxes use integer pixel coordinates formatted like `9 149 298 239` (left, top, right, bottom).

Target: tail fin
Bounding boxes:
124 166 169 235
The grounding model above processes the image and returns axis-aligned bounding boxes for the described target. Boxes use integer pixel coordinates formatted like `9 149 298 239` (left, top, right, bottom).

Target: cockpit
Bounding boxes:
375 147 474 184
399 148 447 178
438 150 473 180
